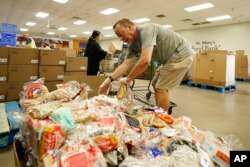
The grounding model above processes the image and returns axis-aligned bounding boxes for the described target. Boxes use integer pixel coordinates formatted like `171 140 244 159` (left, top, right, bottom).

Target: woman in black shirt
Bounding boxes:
84 30 107 75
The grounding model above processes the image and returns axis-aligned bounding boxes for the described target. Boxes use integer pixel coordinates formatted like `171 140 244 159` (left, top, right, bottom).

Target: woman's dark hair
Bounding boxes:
84 30 101 57
88 30 101 42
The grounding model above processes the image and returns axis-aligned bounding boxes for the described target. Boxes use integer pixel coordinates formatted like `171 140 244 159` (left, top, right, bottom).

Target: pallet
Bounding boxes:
236 78 250 83
187 81 237 93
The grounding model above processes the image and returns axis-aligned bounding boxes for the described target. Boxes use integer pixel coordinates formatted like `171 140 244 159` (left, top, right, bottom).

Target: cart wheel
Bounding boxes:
146 91 152 100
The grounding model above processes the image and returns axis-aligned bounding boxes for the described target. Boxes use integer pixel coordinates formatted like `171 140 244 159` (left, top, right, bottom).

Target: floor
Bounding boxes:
1 80 249 167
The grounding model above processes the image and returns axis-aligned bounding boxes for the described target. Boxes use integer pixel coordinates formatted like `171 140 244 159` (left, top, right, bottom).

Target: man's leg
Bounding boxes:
153 86 170 111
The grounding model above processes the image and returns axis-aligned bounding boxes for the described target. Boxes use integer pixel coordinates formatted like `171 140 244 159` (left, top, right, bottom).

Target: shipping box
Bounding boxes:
63 75 106 97
59 48 77 57
8 65 38 82
6 82 25 101
109 42 122 54
0 47 9 64
44 81 63 92
65 57 87 71
192 50 235 86
39 66 64 81
0 65 8 82
0 83 6 102
40 50 66 65
235 50 249 79
9 48 39 64
64 71 87 76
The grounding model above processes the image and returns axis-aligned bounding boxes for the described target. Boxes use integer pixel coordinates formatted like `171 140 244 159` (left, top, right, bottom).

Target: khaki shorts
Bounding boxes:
152 55 193 90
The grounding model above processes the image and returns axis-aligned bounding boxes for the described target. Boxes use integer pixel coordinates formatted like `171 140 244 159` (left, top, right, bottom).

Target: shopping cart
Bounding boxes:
130 61 177 115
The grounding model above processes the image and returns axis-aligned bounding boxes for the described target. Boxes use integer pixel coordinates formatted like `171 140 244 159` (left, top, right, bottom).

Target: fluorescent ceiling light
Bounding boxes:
132 18 150 23
104 34 113 37
206 15 232 22
163 25 173 28
73 20 86 25
47 32 55 35
100 8 119 15
20 28 28 32
35 12 49 18
58 27 67 31
185 3 214 12
83 31 92 34
26 22 36 26
70 35 77 37
53 0 68 4
102 26 112 30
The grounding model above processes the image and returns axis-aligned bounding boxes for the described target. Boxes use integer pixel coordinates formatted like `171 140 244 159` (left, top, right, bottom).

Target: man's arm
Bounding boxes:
125 46 153 83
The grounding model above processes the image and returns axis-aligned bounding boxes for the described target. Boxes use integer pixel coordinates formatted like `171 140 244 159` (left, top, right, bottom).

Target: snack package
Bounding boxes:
56 80 82 99
21 78 49 99
60 139 107 167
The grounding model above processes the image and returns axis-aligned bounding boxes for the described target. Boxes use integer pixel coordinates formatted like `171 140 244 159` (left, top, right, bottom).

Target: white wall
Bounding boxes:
177 22 250 55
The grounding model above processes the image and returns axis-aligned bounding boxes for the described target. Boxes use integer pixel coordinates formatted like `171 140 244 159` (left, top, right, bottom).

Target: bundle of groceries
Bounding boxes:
14 78 242 167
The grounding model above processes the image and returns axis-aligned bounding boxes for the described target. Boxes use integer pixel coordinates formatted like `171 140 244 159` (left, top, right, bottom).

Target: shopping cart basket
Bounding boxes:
130 61 177 114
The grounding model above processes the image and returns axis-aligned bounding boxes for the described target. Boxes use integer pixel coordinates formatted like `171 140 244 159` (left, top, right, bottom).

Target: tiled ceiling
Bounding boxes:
1 0 250 40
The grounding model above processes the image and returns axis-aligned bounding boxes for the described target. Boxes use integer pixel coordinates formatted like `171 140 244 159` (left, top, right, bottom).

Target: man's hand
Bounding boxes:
98 78 112 95
119 77 132 84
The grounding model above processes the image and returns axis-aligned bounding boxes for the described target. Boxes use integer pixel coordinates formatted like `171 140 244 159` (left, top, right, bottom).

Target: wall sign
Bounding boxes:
192 40 221 51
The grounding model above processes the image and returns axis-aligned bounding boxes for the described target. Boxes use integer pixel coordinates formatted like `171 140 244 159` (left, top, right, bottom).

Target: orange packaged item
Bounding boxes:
40 125 65 160
158 113 174 124
94 134 118 152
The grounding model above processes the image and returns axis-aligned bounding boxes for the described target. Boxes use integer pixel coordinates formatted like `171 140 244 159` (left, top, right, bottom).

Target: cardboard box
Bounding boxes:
63 75 106 97
0 47 9 64
59 48 77 57
9 48 39 65
44 81 63 92
39 66 65 81
8 65 38 82
0 83 6 102
40 50 66 65
6 82 25 101
235 50 245 55
235 54 249 79
109 42 122 54
0 65 8 82
64 71 87 76
65 57 87 71
193 50 235 86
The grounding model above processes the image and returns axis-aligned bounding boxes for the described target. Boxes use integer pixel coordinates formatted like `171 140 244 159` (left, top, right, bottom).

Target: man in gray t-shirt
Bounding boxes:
99 18 194 111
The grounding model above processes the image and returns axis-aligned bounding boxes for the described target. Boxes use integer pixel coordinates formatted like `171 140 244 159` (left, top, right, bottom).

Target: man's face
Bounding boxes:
114 24 135 44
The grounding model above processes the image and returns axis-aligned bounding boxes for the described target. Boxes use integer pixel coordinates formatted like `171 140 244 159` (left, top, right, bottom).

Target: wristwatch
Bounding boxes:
108 76 114 82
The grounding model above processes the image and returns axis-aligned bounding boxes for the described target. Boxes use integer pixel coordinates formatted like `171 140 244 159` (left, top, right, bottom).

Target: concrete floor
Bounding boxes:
1 80 249 167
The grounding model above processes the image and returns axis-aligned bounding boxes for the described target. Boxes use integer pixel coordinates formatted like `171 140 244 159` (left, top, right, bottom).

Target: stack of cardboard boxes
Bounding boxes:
235 50 249 79
40 50 66 92
192 50 236 87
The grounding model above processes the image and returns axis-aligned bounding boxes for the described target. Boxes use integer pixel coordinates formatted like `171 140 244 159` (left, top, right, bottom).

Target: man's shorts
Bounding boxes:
152 55 194 90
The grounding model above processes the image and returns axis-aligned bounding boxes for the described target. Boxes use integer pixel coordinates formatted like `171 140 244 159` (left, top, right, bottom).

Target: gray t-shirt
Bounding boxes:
127 23 194 64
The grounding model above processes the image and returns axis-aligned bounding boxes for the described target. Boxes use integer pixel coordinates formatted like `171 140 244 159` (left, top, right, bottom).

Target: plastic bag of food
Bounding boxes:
56 80 82 99
222 135 244 150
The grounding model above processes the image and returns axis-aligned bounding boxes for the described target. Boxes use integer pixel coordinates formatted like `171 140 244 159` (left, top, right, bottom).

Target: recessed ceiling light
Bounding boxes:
132 18 150 23
73 20 86 25
163 25 173 28
99 8 119 15
53 0 68 4
26 22 36 26
102 26 112 30
20 28 28 32
58 27 67 31
70 35 77 37
206 15 232 22
184 3 214 12
83 31 92 34
35 12 49 18
47 32 55 35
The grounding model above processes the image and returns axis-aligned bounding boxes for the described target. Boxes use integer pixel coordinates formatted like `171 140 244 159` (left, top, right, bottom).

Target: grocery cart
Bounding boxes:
130 61 177 115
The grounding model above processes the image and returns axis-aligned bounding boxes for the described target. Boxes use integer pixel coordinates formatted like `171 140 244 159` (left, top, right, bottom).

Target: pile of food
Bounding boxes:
16 79 242 167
